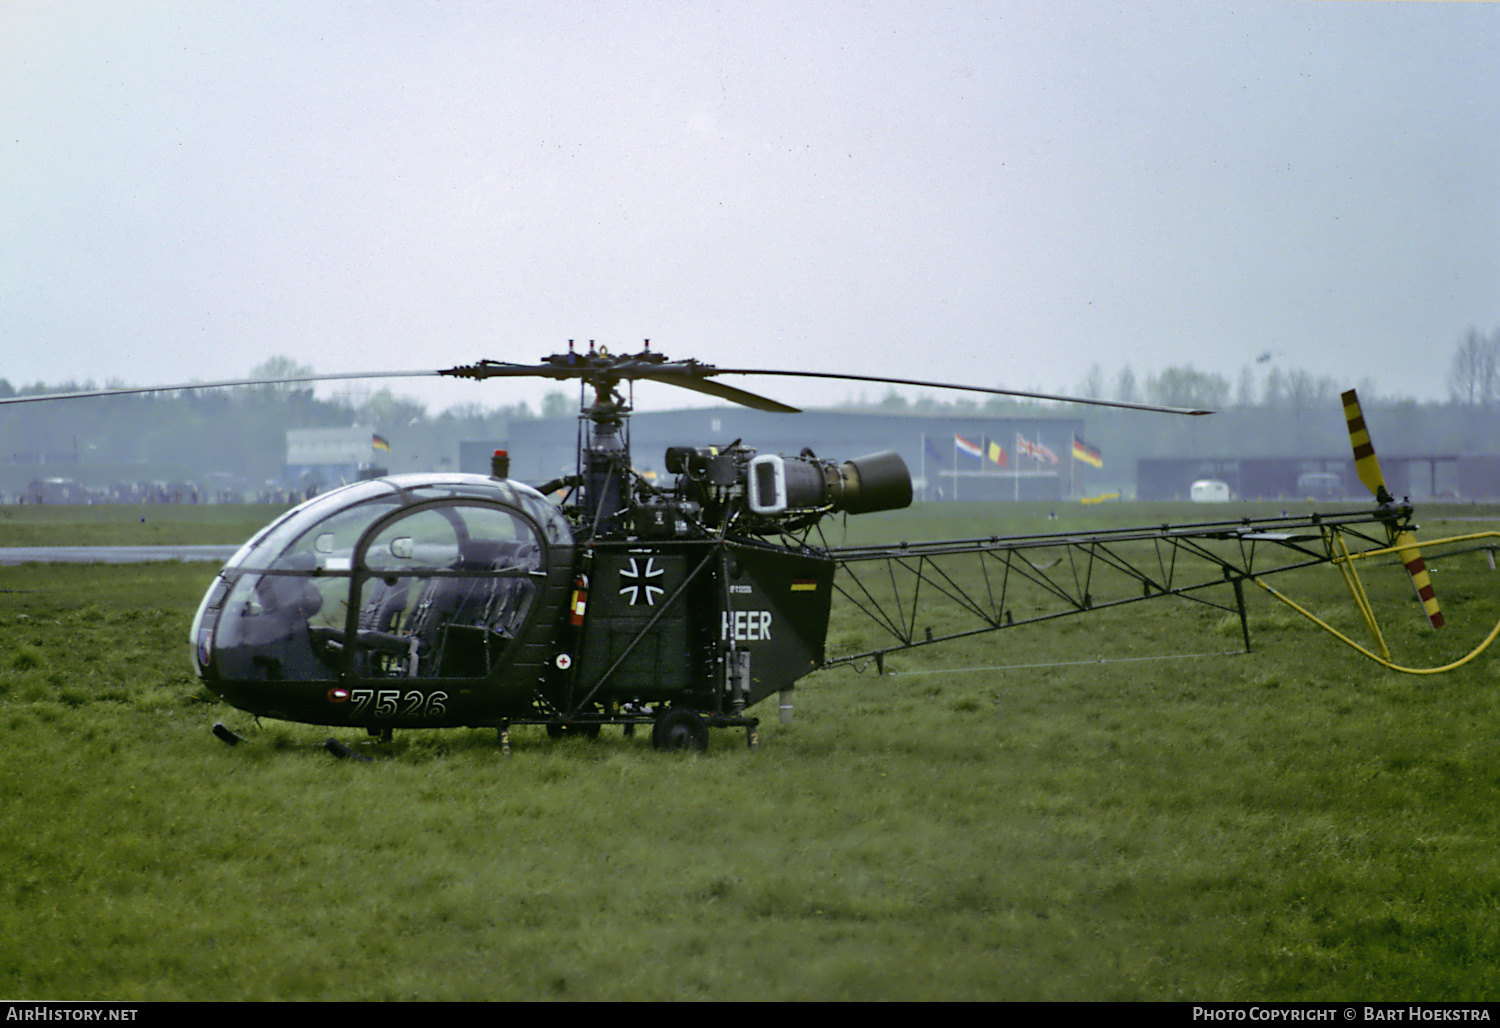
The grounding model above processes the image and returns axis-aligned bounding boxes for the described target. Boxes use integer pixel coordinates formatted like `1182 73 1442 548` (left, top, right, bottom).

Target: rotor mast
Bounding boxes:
576 340 640 539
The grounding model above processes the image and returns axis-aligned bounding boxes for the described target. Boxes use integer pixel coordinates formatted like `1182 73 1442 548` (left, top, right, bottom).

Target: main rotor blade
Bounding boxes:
633 372 800 413
439 359 800 412
0 349 1212 416
0 370 442 405
704 368 1214 415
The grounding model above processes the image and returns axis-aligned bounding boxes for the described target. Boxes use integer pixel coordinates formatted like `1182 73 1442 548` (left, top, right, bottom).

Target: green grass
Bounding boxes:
0 503 288 547
2 503 1500 999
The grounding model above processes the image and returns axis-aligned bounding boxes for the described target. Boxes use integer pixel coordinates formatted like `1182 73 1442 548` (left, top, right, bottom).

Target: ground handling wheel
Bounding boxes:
652 708 709 752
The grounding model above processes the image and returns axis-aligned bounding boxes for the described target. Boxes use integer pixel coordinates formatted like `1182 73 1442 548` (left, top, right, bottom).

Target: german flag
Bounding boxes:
1071 435 1102 468
372 433 392 452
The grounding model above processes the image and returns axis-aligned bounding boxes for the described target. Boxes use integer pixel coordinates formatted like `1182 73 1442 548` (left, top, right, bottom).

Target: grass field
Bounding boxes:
0 501 291 547
2 501 1499 1000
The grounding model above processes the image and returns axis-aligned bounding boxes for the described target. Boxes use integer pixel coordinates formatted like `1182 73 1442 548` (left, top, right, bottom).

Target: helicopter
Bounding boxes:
0 342 1472 753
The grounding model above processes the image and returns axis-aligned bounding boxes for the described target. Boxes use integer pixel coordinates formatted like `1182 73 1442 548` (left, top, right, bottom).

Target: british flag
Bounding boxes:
1016 433 1058 465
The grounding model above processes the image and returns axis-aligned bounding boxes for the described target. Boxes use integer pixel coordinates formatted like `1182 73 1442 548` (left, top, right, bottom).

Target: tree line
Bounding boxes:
1446 326 1500 408
0 356 575 486
842 326 1498 414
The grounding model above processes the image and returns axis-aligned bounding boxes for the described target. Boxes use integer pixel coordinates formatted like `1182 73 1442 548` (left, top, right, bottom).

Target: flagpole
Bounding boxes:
920 433 926 502
1040 429 1047 502
1014 429 1020 503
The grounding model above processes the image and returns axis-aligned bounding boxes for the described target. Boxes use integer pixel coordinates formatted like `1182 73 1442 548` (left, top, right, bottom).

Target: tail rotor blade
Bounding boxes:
1342 389 1393 504
1343 389 1443 629
1395 530 1445 629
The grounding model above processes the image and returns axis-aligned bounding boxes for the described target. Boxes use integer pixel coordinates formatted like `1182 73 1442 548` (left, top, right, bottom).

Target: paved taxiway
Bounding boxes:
0 545 240 565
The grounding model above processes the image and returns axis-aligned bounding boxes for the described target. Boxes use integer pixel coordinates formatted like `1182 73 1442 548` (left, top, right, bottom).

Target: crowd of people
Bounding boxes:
6 478 317 505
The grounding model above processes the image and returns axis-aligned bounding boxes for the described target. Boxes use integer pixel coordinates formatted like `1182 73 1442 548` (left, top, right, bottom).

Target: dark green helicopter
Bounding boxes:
4 344 1440 754
187 340 1206 753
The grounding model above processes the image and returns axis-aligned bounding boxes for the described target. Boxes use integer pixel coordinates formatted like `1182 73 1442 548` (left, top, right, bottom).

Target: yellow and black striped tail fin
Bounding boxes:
1342 388 1443 629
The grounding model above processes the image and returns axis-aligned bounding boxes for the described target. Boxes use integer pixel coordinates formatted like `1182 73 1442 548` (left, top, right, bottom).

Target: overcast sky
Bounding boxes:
4 1 1497 414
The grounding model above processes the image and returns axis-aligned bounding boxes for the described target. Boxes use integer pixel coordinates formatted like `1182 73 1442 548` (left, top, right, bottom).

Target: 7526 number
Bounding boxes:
348 688 448 719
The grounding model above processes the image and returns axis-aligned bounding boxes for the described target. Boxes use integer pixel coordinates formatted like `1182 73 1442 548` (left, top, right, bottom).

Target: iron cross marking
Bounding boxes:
618 556 665 606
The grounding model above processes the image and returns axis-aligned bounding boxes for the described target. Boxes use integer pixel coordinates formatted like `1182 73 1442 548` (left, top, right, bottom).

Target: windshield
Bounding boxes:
196 475 570 684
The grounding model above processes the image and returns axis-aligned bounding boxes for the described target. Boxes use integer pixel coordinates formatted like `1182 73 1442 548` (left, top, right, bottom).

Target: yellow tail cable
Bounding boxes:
1250 576 1500 675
